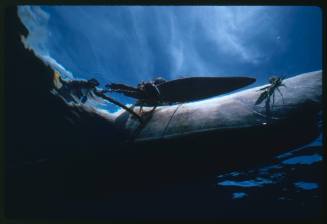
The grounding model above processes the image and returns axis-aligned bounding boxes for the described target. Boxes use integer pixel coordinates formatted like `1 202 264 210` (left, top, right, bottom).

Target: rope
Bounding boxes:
161 103 182 138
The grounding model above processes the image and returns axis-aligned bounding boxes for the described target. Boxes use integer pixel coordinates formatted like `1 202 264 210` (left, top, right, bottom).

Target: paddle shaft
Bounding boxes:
95 90 143 123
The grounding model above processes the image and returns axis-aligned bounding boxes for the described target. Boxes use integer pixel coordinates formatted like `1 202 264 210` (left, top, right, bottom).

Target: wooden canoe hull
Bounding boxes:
110 71 322 175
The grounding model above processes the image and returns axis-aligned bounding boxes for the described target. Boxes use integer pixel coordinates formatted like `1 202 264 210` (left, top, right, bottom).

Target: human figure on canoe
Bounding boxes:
105 77 167 112
52 71 143 122
53 71 102 103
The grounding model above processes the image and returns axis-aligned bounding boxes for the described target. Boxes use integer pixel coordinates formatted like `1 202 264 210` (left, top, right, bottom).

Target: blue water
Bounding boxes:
282 154 322 165
218 178 273 188
232 192 248 199
294 181 319 190
216 133 323 203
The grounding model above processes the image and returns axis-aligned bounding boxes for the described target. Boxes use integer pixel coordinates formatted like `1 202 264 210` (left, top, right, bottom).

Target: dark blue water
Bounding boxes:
217 139 322 198
52 135 323 219
212 131 323 219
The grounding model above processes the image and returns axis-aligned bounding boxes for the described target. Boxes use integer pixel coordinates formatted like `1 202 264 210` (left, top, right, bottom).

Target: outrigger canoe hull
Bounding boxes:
110 71 322 178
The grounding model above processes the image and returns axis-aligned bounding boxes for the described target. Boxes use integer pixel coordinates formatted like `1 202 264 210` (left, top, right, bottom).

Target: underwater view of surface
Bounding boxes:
18 6 322 111
16 5 323 219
